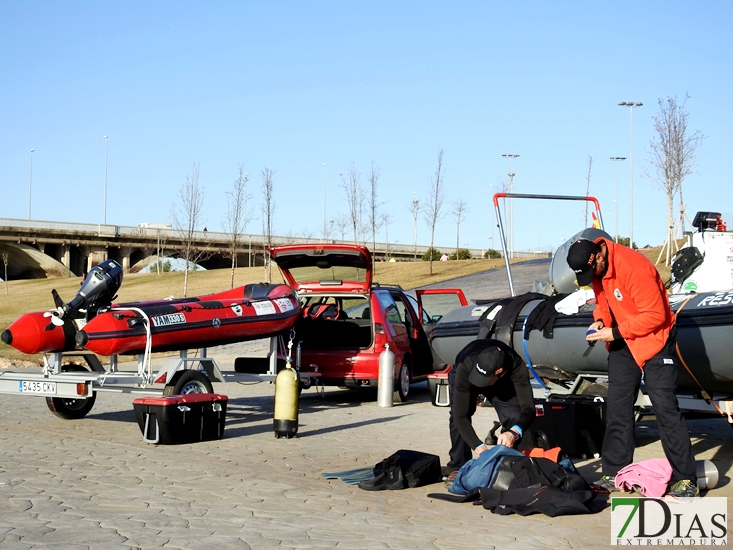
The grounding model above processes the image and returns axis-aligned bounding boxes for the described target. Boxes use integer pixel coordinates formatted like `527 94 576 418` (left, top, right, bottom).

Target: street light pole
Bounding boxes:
322 163 327 240
488 183 494 254
411 195 419 260
103 136 108 224
618 102 642 248
28 149 35 220
610 157 627 243
502 154 519 258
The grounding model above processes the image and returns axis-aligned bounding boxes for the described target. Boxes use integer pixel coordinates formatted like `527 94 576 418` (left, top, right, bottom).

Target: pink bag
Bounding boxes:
615 458 673 497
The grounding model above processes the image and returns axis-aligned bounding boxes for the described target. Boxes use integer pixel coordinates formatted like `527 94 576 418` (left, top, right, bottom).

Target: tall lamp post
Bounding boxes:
488 183 494 255
322 163 327 240
502 154 520 258
28 148 35 220
618 102 642 248
103 136 109 224
411 195 419 260
610 156 627 243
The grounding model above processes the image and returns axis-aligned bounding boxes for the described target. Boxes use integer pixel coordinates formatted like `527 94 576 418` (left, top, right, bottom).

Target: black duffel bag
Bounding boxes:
358 450 442 491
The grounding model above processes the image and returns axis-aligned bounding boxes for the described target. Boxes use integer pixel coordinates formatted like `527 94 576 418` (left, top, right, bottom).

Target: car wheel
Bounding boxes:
393 362 410 403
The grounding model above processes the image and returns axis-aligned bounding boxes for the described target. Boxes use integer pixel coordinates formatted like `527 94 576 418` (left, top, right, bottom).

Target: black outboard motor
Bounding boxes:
56 259 123 321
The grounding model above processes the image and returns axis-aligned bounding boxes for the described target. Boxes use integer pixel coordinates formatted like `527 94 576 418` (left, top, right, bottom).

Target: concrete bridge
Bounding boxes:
0 218 498 280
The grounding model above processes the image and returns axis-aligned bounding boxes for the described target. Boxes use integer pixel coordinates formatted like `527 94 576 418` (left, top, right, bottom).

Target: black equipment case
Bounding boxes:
133 393 228 444
519 395 606 459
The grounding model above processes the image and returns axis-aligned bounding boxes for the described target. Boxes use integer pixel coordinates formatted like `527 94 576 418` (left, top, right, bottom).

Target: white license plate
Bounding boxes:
19 380 57 395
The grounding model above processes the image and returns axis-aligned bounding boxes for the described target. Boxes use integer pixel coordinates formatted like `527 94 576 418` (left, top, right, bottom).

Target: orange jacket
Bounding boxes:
591 238 674 368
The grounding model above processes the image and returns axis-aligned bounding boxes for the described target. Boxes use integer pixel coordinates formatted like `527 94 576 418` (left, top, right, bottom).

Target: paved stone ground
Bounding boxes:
0 363 731 550
1 262 730 549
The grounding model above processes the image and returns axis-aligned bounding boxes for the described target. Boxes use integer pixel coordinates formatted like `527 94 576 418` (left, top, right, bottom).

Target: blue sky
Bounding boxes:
2 1 731 254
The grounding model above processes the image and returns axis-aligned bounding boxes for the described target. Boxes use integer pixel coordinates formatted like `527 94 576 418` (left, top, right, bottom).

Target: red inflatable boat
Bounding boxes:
2 311 79 355
75 283 300 356
2 259 300 356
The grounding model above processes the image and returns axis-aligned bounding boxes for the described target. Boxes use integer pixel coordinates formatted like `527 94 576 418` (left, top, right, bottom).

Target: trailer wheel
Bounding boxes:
393 362 411 403
163 370 213 396
45 364 97 420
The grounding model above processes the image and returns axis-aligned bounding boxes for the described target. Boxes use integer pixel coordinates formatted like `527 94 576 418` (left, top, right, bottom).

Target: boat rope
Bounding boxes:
117 306 153 386
286 329 294 366
673 294 731 422
520 317 546 390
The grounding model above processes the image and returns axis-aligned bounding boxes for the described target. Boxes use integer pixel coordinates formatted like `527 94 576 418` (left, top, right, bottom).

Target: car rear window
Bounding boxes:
285 265 368 286
301 295 370 320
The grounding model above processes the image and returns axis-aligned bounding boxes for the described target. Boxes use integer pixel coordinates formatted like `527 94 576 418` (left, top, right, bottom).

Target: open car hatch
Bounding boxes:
269 244 372 293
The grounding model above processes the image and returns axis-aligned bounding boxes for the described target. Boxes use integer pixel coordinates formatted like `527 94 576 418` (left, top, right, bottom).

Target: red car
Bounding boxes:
269 244 467 402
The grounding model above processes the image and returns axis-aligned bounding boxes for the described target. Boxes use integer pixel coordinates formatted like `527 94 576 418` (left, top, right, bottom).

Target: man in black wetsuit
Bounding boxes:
445 339 535 487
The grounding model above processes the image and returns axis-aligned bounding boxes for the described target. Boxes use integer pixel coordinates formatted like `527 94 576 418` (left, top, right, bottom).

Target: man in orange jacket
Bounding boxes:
567 237 698 498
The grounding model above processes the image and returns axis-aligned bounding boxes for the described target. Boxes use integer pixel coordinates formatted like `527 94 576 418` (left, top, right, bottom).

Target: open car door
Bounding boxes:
414 289 468 337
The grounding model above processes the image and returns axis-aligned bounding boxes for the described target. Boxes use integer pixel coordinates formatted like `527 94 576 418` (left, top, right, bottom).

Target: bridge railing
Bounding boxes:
0 217 120 235
0 217 506 259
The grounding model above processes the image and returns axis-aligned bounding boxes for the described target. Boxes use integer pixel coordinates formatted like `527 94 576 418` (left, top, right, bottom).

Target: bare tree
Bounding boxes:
340 163 364 243
423 149 447 275
366 162 383 256
171 163 208 297
141 228 167 275
584 155 595 227
410 198 420 260
154 229 167 275
646 94 705 265
334 213 349 242
381 213 393 261
286 228 315 242
2 252 8 295
224 165 252 288
452 199 469 254
261 168 276 282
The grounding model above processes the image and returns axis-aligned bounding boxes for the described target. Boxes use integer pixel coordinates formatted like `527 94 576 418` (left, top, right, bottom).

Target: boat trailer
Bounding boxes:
0 332 322 420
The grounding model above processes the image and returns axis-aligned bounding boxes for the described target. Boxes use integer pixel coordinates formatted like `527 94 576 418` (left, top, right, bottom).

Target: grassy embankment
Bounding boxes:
0 246 673 365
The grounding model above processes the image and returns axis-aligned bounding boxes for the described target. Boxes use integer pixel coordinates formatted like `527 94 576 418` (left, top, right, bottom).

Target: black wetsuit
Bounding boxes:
447 339 535 471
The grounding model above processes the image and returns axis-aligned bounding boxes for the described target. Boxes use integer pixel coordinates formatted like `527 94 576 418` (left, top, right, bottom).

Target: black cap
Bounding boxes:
566 239 597 286
468 346 504 387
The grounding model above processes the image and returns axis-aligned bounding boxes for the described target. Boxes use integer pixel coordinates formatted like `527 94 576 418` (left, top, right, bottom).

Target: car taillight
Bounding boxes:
374 323 388 347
